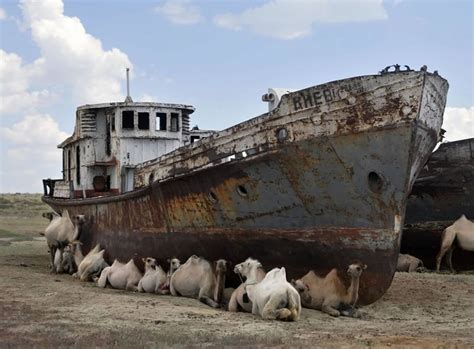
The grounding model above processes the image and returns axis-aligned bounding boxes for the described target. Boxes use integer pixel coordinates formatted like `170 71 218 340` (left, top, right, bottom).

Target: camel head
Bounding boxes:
142 257 158 271
42 211 59 221
68 240 82 254
347 261 367 278
214 259 230 274
167 257 181 274
234 258 262 278
73 214 87 227
291 278 309 294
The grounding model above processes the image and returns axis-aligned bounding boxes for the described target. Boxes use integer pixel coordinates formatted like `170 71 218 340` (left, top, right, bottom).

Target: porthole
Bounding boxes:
208 191 218 203
368 172 383 193
236 185 248 197
276 128 288 142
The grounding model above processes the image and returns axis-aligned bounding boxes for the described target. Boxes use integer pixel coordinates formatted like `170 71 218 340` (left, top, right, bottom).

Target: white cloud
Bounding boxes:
18 0 132 105
214 0 388 40
154 0 203 25
0 114 69 192
1 114 68 146
0 0 135 192
0 7 6 20
442 107 474 142
0 50 52 115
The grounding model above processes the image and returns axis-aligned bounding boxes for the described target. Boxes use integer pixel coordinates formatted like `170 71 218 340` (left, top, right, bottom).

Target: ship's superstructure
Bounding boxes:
44 102 216 198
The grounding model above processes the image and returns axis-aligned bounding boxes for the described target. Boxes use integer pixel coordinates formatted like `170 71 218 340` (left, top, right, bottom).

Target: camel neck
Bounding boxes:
214 271 226 303
247 267 265 285
347 275 360 306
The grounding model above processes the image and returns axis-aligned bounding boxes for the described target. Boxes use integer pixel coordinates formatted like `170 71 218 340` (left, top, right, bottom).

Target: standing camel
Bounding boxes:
436 215 474 273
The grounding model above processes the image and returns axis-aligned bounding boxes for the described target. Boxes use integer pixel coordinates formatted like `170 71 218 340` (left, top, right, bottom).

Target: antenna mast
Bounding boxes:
124 68 133 103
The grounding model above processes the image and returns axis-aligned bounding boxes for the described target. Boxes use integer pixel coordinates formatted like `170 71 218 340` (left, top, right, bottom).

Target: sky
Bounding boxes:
0 0 473 193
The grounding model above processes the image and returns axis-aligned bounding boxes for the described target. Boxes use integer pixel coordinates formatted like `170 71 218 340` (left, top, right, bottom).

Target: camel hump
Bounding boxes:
62 210 70 219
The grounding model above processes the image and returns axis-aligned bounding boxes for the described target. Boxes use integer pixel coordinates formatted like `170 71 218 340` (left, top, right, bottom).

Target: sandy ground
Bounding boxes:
0 239 473 348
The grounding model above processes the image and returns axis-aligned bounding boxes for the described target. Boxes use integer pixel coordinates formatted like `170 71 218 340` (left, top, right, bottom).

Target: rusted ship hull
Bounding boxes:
403 138 474 270
43 69 449 304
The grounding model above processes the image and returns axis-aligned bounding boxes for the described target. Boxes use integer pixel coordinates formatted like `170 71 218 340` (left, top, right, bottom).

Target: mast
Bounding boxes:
124 67 133 103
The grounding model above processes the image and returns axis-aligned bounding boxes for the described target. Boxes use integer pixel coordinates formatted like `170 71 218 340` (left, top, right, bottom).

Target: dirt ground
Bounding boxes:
0 239 473 349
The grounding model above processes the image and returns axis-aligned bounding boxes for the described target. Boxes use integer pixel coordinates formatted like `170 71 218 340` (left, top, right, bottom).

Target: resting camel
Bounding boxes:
246 267 301 321
436 215 474 273
137 257 168 294
292 261 367 318
73 244 108 281
43 211 86 272
60 244 77 274
396 253 424 272
170 255 229 308
97 259 142 291
228 258 266 313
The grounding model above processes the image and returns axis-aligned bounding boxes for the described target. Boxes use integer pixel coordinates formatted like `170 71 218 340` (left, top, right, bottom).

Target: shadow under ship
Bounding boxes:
42 66 449 304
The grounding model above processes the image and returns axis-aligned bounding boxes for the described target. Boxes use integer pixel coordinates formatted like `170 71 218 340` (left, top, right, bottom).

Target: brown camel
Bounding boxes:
292 261 367 318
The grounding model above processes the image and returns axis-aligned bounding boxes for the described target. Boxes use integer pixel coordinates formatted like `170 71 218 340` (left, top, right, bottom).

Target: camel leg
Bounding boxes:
260 297 292 321
436 228 456 272
49 246 56 273
199 295 219 308
97 266 110 288
446 246 456 273
322 302 340 317
408 262 418 273
126 282 138 292
228 290 239 312
156 288 170 295
169 280 178 296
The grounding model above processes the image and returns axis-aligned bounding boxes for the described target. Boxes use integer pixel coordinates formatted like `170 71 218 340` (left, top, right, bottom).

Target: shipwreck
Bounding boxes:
42 65 449 304
403 138 474 270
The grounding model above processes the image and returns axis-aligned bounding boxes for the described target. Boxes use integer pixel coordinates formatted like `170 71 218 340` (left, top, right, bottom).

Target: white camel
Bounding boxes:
436 215 474 272
137 257 168 294
43 211 85 272
73 244 108 282
246 267 301 321
97 259 143 291
228 258 266 313
170 255 228 308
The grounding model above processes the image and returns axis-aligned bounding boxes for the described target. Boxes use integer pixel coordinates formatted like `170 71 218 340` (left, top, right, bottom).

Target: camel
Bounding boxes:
436 215 474 272
170 255 229 308
396 253 424 272
228 258 266 313
43 211 86 272
53 248 64 274
68 240 85 269
292 261 367 318
97 259 143 291
60 244 77 274
73 244 108 282
137 257 168 294
246 267 301 321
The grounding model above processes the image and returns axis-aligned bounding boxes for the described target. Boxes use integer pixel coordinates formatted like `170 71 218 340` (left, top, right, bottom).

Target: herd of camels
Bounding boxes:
42 211 473 321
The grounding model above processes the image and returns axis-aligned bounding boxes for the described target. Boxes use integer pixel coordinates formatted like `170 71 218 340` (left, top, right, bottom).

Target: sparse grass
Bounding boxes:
0 193 50 238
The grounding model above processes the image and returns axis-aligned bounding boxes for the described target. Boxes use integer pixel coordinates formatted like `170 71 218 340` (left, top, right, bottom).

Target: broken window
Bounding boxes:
138 112 150 130
122 110 134 129
170 113 179 132
67 150 71 181
190 135 200 143
156 112 167 131
76 146 81 186
111 116 115 131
